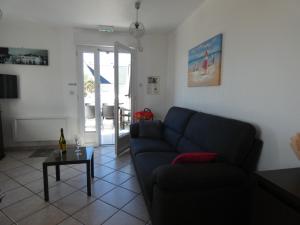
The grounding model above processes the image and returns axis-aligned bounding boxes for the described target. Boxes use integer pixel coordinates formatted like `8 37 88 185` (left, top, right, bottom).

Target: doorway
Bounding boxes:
99 51 115 145
77 44 134 155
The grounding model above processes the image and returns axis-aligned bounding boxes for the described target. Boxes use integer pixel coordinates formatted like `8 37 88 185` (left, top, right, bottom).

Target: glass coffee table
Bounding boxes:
42 146 94 201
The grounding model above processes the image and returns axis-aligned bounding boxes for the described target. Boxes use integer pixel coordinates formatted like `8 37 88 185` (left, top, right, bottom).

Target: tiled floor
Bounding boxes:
0 146 151 225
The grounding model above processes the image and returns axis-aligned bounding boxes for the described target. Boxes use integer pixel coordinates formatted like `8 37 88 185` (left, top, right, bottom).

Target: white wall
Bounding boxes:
0 20 67 146
0 20 168 146
167 0 300 170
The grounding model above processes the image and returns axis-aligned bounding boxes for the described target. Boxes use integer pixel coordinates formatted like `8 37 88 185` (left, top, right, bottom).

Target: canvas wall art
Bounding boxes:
188 34 222 87
0 47 48 66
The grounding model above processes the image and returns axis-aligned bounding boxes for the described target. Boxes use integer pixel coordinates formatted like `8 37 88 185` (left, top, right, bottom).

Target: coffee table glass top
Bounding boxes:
44 146 94 165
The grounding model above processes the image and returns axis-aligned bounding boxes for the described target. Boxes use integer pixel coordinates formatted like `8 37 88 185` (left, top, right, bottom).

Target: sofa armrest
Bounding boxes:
152 163 249 191
130 123 139 138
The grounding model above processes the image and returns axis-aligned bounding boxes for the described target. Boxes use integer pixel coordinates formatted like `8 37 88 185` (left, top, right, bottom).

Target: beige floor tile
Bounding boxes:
0 211 13 225
81 179 116 198
73 200 118 225
13 170 43 185
25 176 58 193
100 187 137 208
70 163 87 172
105 159 130 170
54 191 95 214
4 165 37 178
0 149 148 225
38 182 76 203
0 172 10 182
93 165 115 179
102 171 132 185
103 210 145 225
97 147 115 156
0 178 21 192
122 195 149 222
2 195 49 221
29 162 44 170
6 151 34 160
0 186 33 209
59 168 83 181
0 156 20 164
57 217 83 225
47 165 70 176
120 177 141 193
119 164 136 176
103 151 117 159
0 160 25 172
94 155 114 165
21 157 46 166
27 159 52 170
65 173 97 189
118 154 132 163
18 205 68 225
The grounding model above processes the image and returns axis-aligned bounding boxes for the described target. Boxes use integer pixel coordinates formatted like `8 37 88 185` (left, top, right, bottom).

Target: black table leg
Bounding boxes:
55 165 60 181
86 161 91 196
91 154 94 178
43 163 49 201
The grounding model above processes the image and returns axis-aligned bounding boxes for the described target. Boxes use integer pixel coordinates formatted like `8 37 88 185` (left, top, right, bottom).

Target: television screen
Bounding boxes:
0 74 18 98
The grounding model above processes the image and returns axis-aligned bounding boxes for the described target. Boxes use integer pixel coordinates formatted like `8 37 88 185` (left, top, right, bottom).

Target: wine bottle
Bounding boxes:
59 128 67 153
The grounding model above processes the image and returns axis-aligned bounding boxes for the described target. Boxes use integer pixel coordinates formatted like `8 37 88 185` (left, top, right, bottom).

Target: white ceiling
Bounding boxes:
0 0 204 33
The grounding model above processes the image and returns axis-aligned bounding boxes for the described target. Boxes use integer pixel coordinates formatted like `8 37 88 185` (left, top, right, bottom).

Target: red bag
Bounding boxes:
134 108 154 121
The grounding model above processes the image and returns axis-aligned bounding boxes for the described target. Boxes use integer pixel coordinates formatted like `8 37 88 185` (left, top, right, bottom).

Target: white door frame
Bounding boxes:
77 45 101 146
114 42 136 155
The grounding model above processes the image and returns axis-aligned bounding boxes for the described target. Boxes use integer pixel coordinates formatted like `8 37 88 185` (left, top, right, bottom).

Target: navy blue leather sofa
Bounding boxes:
130 106 263 225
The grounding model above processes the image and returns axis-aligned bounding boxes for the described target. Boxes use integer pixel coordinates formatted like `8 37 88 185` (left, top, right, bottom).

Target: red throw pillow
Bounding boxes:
172 152 218 165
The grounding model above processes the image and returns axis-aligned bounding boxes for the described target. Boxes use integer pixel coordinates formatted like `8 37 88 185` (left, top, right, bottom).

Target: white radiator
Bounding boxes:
14 117 67 142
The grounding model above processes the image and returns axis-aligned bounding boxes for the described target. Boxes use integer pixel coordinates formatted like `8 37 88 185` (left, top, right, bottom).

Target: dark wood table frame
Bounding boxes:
42 148 94 202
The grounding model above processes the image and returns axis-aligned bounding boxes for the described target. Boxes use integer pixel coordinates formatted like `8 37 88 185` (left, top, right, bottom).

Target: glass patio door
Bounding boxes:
77 46 101 145
114 42 134 155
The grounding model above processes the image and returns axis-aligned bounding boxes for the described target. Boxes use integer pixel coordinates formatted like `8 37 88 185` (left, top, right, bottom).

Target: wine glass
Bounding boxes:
74 135 81 153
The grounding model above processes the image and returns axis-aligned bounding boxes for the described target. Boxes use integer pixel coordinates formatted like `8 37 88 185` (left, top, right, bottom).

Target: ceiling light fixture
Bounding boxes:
129 1 145 52
97 25 114 33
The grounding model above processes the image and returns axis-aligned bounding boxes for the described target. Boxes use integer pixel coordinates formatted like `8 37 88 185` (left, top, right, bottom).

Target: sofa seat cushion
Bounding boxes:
134 152 179 203
153 163 249 191
130 138 175 156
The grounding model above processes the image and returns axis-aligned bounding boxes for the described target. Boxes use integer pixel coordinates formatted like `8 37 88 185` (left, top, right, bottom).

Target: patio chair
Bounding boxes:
102 104 114 120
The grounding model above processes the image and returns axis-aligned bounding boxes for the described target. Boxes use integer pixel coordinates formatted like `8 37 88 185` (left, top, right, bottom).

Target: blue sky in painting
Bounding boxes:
188 34 222 65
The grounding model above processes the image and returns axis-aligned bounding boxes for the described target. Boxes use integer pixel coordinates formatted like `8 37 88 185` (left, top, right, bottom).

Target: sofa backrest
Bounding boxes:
176 112 256 167
163 107 195 147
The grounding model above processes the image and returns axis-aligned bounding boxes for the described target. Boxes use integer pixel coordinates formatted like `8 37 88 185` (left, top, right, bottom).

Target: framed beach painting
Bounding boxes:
188 34 223 87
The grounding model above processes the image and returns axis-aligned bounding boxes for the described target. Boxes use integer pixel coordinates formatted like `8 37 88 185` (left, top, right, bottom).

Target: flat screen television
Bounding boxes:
0 74 18 98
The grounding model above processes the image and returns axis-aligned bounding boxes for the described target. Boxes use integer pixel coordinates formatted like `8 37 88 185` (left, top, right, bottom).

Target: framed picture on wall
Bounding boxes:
147 76 160 95
0 47 48 66
188 34 222 87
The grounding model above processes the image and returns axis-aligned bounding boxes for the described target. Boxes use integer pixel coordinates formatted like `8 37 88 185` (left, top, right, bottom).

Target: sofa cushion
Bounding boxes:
153 163 249 191
163 128 182 147
171 152 218 165
139 120 163 139
134 152 179 203
178 112 256 166
163 107 195 147
130 138 175 156
164 107 196 133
